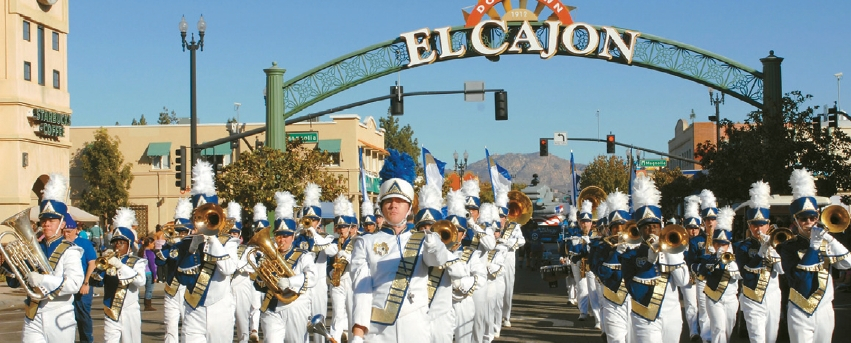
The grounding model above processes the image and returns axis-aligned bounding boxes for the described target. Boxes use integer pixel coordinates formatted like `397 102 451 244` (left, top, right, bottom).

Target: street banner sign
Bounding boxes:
287 132 319 143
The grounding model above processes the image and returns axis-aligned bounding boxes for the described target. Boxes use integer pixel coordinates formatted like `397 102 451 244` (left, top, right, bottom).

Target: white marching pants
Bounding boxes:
330 277 353 343
233 278 260 343
260 296 311 343
696 280 712 342
310 279 329 343
163 286 185 343
104 308 141 343
453 296 476 343
22 304 77 343
472 275 489 343
184 295 236 343
502 251 517 322
787 300 835 343
430 308 456 343
595 279 605 332
679 282 700 338
601 294 631 343
630 312 663 342
484 275 506 342
739 288 781 343
366 305 431 343
705 295 738 343
565 276 576 303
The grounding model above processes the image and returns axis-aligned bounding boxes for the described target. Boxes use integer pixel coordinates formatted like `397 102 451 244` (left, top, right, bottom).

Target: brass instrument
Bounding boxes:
307 315 338 343
602 234 621 247
95 249 118 276
720 252 735 265
193 203 233 237
769 227 796 248
431 219 459 249
820 204 850 233
245 227 299 304
0 208 53 300
621 220 643 245
577 186 608 222
705 226 714 256
162 222 176 240
655 224 689 254
329 235 346 287
507 190 533 225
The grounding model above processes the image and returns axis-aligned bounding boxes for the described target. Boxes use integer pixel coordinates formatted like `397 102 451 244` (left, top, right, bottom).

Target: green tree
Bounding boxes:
696 91 851 202
131 118 138 125
138 115 147 125
379 114 420 168
73 128 134 224
158 107 179 125
653 167 697 220
217 140 348 219
579 155 629 194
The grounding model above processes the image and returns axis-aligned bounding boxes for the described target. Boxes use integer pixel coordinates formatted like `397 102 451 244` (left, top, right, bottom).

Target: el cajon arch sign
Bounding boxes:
262 0 782 149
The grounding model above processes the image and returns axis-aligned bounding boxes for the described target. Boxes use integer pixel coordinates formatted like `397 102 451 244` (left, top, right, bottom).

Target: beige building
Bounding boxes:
0 0 72 221
69 115 387 234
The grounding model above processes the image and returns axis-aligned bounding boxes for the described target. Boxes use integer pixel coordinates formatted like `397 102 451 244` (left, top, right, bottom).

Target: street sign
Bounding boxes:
464 81 485 102
554 132 567 145
639 159 667 168
287 132 318 143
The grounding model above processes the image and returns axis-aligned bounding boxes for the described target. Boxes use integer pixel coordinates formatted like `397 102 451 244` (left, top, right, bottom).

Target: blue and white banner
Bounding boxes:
486 148 512 196
570 151 579 206
422 146 446 190
359 147 367 197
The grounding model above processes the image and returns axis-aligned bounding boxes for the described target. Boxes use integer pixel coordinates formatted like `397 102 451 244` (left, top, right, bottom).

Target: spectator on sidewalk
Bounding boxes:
139 237 157 311
63 215 98 343
90 223 104 252
153 225 167 283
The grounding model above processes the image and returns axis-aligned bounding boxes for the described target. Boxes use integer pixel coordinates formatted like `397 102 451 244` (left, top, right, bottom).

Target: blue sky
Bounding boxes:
68 1 850 166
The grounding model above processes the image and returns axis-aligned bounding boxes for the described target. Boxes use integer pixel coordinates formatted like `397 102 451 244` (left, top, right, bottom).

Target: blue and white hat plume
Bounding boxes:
606 191 631 224
190 160 218 208
39 173 68 220
361 199 376 224
112 207 137 246
334 194 350 228
579 199 594 221
446 189 468 231
596 201 609 225
683 195 702 228
274 191 297 235
378 149 417 204
415 184 444 227
567 205 578 227
477 203 498 229
174 197 193 231
227 201 242 233
345 200 357 226
699 189 719 219
632 175 662 226
746 181 771 225
789 169 818 217
253 202 269 230
713 207 735 244
461 179 481 210
301 183 322 219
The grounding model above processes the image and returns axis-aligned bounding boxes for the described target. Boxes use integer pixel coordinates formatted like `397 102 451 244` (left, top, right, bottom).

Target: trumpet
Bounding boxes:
719 251 735 265
0 208 53 301
769 227 796 248
621 220 642 245
95 249 118 276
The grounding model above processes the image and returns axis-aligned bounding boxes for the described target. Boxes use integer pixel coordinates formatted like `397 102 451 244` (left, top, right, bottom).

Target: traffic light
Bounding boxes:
828 106 839 128
494 91 508 121
606 135 615 154
174 145 188 189
390 85 403 115
813 115 822 138
539 138 548 156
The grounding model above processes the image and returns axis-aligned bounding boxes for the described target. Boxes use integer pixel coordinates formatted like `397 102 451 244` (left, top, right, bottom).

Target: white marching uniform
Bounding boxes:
629 252 689 343
257 249 315 343
309 233 338 343
467 225 496 343
450 248 479 343
736 241 782 343
183 236 239 343
162 281 186 343
329 240 354 343
484 244 508 342
100 255 147 343
678 278 699 339
428 263 456 343
703 261 741 343
232 246 261 343
16 239 84 343
350 228 457 343
500 222 525 324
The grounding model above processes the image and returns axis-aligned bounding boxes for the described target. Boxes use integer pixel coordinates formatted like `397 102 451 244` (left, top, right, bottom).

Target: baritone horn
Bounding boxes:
245 227 299 304
577 186 608 221
0 208 53 301
656 224 688 254
820 204 850 233
507 190 533 225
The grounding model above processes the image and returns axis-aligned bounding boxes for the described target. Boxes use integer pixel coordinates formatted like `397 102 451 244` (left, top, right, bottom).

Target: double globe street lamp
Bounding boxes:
179 15 206 168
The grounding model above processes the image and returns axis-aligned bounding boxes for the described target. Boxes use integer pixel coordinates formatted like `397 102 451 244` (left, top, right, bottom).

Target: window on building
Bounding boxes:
53 70 60 89
23 21 30 41
52 32 59 51
146 142 172 169
317 140 341 166
151 155 171 169
23 62 31 81
37 26 44 85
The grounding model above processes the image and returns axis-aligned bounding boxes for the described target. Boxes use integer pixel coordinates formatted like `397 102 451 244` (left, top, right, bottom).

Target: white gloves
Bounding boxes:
497 238 507 245
189 234 205 253
277 277 291 291
646 247 658 264
25 272 44 288
616 243 628 254
726 261 739 273
581 236 591 244
452 276 475 293
810 226 826 249
759 233 771 245
337 250 351 262
424 232 442 250
108 257 124 268
350 336 365 343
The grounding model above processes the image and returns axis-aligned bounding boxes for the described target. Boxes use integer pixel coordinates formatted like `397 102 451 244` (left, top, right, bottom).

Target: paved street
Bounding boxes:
0 255 850 342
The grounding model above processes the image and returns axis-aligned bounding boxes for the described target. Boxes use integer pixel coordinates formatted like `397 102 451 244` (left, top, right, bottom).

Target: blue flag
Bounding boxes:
486 148 512 196
422 147 446 189
570 151 578 206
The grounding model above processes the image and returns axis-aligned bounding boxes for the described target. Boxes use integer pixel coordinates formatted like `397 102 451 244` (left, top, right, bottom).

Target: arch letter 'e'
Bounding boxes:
562 22 599 56
598 27 641 65
401 27 437 67
471 20 509 57
434 27 466 60
508 21 544 54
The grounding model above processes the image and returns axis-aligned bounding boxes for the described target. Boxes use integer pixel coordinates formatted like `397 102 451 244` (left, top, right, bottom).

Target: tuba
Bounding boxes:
193 203 234 237
507 191 533 225
820 205 850 233
656 224 689 254
246 227 299 304
577 186 608 222
0 208 53 301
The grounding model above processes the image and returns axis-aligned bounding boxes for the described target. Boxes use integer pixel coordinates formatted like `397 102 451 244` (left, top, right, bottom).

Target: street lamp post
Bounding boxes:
179 15 206 169
837 72 844 112
453 150 469 177
708 88 725 150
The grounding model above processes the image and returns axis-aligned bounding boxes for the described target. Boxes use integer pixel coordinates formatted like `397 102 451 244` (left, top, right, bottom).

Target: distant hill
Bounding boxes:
464 152 585 199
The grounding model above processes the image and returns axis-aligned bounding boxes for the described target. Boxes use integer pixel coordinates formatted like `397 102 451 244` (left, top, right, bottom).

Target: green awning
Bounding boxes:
317 139 341 153
146 142 171 157
201 142 232 156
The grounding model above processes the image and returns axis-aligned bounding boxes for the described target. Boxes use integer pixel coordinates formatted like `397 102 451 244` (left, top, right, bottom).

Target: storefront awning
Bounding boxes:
201 142 232 156
146 142 171 157
317 139 341 153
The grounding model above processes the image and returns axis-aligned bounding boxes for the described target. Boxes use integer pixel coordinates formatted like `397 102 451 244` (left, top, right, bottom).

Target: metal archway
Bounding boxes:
280 22 764 118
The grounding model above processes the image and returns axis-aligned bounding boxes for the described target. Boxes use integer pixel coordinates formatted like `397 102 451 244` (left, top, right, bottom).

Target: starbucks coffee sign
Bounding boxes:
32 108 71 137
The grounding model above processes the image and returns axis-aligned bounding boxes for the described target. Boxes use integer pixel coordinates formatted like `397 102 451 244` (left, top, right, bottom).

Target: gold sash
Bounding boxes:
460 233 481 264
104 256 140 321
164 277 180 297
260 250 304 312
742 266 771 303
426 266 445 305
603 279 629 306
631 272 669 321
704 270 731 303
184 236 232 309
371 231 426 325
25 241 72 320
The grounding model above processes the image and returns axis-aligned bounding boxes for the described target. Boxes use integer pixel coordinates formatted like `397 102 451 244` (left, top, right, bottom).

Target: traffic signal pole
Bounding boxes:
539 137 701 164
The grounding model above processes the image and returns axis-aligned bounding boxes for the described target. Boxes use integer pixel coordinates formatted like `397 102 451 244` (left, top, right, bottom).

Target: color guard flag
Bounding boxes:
422 147 446 190
486 148 512 196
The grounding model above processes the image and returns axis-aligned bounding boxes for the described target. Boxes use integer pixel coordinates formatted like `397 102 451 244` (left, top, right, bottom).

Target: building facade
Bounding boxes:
667 119 728 171
69 114 386 234
0 0 71 221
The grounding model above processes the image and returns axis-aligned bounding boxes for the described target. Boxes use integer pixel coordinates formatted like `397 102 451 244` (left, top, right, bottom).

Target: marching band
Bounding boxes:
3 150 851 343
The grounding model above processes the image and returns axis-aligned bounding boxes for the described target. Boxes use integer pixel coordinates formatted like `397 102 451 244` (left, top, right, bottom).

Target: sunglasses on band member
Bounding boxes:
795 214 818 222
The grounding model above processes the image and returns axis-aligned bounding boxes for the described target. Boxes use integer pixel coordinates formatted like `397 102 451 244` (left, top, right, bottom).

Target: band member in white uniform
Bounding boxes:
480 203 508 342
775 169 851 342
90 210 147 343
157 198 192 343
460 179 496 343
596 191 633 343
693 207 741 343
696 189 720 343
560 205 579 307
494 189 525 329
573 199 601 327
227 202 260 343
445 189 479 343
4 173 84 343
349 150 458 343
299 182 337 343
680 195 702 342
329 194 356 343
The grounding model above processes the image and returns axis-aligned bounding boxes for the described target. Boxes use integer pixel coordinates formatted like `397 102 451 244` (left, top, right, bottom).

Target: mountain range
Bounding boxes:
463 152 585 198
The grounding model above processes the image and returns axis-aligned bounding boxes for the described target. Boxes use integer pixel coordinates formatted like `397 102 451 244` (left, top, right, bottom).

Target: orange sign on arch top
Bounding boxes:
463 0 575 28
